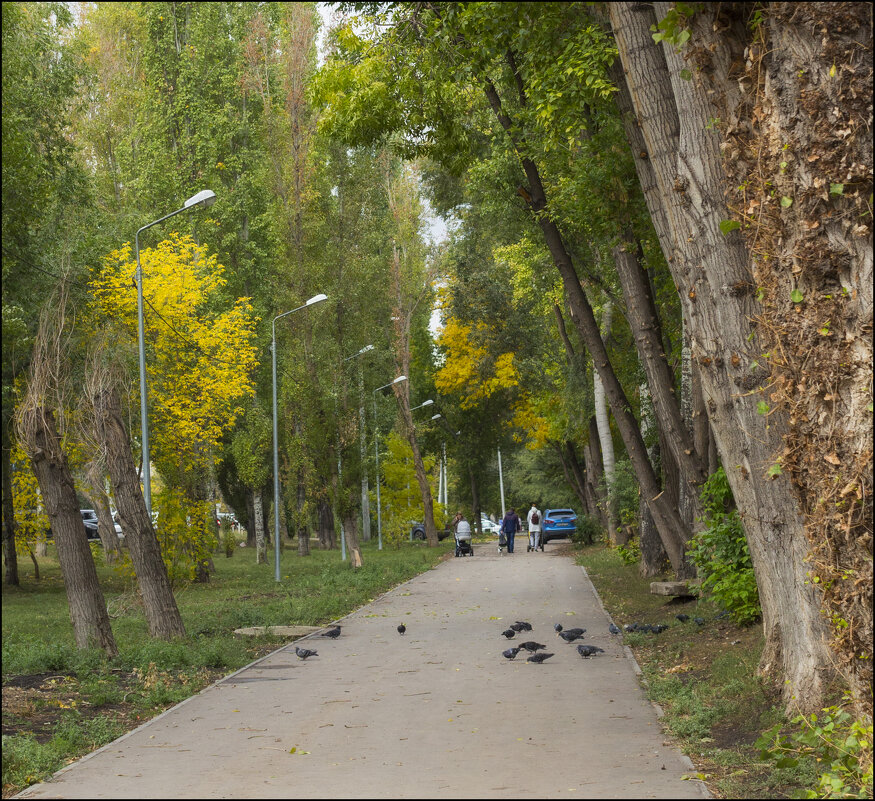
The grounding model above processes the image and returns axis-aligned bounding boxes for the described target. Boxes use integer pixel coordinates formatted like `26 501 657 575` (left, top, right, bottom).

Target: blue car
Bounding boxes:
542 509 577 542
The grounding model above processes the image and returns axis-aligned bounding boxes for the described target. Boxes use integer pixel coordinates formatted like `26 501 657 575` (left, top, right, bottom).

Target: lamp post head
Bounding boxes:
393 375 407 385
306 293 328 306
359 344 375 355
184 189 217 209
431 413 442 421
421 399 434 407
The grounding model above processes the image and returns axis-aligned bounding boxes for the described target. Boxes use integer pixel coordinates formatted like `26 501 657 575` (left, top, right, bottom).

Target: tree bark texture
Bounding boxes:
316 498 335 550
2 439 20 586
610 1 836 709
638 383 670 577
725 2 872 712
93 387 185 639
592 302 620 543
28 407 117 655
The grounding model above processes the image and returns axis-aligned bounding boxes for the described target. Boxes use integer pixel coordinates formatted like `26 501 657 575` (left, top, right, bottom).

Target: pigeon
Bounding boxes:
509 622 528 632
527 652 554 663
397 624 406 635
514 621 533 632
652 624 669 634
501 629 516 639
519 641 547 652
624 623 636 632
608 623 621 635
577 644 605 658
554 623 563 633
295 646 318 660
320 626 341 639
675 614 690 623
558 630 586 643
693 617 705 626
502 647 522 660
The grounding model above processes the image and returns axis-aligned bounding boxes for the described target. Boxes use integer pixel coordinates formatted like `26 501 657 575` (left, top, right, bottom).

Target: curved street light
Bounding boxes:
136 189 217 519
272 293 327 582
372 375 407 550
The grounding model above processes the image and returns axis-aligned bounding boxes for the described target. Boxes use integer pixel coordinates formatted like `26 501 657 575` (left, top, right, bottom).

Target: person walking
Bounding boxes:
527 503 543 552
501 507 521 554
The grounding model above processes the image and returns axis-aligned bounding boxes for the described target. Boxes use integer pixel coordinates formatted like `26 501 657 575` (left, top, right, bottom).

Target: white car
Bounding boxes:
480 515 501 535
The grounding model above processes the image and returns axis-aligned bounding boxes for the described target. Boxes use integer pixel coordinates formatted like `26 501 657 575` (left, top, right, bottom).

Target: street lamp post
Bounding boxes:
272 293 327 582
136 189 216 519
339 345 375 561
372 375 407 551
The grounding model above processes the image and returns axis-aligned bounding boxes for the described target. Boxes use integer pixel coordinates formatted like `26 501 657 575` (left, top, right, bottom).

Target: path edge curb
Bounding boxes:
579 564 712 799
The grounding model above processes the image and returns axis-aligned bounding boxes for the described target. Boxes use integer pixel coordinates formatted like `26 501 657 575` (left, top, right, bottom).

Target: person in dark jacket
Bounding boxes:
501 507 521 554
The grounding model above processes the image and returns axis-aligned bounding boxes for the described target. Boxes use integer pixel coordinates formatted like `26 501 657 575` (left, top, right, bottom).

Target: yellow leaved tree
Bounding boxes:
90 233 259 582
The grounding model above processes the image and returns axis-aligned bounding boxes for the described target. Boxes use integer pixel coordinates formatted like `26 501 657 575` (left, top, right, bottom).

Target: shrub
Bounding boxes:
689 468 761 625
616 537 641 565
757 699 873 799
571 514 602 545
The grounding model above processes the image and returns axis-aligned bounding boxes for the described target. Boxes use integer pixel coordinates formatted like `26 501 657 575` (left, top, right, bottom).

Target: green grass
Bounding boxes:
1 536 453 794
576 543 823 799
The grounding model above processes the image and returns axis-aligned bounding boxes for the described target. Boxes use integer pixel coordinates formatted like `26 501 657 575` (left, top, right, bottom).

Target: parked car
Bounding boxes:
80 509 124 542
480 514 501 535
542 508 577 542
410 522 452 541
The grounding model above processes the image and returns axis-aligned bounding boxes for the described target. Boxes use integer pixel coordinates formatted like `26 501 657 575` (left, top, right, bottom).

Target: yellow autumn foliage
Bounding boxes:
434 318 520 408
89 233 259 478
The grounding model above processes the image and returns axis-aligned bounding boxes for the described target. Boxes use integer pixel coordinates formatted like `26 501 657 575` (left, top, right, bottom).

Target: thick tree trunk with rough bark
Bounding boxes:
610 1 836 710
2 439 20 586
27 407 117 655
93 387 185 639
316 498 335 550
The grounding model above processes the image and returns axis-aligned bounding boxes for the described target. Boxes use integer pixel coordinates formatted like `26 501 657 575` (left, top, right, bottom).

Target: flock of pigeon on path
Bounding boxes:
292 612 711 661
499 621 605 664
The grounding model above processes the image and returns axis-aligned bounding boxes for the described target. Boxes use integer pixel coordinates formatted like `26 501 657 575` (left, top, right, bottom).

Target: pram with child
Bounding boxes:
454 516 473 557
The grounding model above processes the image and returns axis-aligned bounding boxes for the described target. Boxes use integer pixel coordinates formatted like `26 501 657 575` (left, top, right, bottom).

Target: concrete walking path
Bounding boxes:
17 544 708 799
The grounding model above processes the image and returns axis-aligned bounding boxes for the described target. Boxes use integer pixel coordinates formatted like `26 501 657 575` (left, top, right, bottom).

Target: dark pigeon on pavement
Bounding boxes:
554 623 563 633
520 641 547 652
502 647 522 660
609 623 621 635
501 629 516 639
577 644 605 658
397 624 406 635
675 614 690 623
558 630 586 643
514 621 533 631
527 652 554 664
295 646 318 660
320 626 341 639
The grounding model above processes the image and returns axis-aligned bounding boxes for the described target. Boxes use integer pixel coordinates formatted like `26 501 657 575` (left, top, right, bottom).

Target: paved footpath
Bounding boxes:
18 544 708 799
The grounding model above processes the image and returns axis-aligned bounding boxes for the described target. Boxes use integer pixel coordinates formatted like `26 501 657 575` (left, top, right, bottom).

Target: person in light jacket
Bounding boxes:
527 503 543 552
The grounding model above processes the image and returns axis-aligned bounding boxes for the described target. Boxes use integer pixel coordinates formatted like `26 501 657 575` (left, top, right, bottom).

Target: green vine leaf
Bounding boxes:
719 219 741 235
791 289 804 303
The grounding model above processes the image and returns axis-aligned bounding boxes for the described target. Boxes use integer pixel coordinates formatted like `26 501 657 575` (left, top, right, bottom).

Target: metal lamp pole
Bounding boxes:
372 375 407 551
272 293 327 582
136 189 216 519
339 345 375 561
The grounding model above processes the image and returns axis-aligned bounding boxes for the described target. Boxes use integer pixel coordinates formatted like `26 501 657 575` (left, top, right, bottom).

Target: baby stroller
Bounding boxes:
454 519 473 557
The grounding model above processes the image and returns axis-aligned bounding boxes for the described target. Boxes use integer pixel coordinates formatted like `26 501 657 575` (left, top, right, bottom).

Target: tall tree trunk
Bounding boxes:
25 407 117 655
2 438 20 586
316 498 335 550
297 467 310 556
245 489 256 548
613 237 707 526
481 58 693 575
610 1 835 709
83 462 121 563
592 301 619 543
638 384 669 576
585 417 609 532
254 490 266 564
92 387 185 639
468 464 481 526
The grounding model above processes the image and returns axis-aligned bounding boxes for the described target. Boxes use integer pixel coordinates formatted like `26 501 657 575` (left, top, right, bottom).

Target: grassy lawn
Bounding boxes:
576 544 824 799
1 536 453 797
